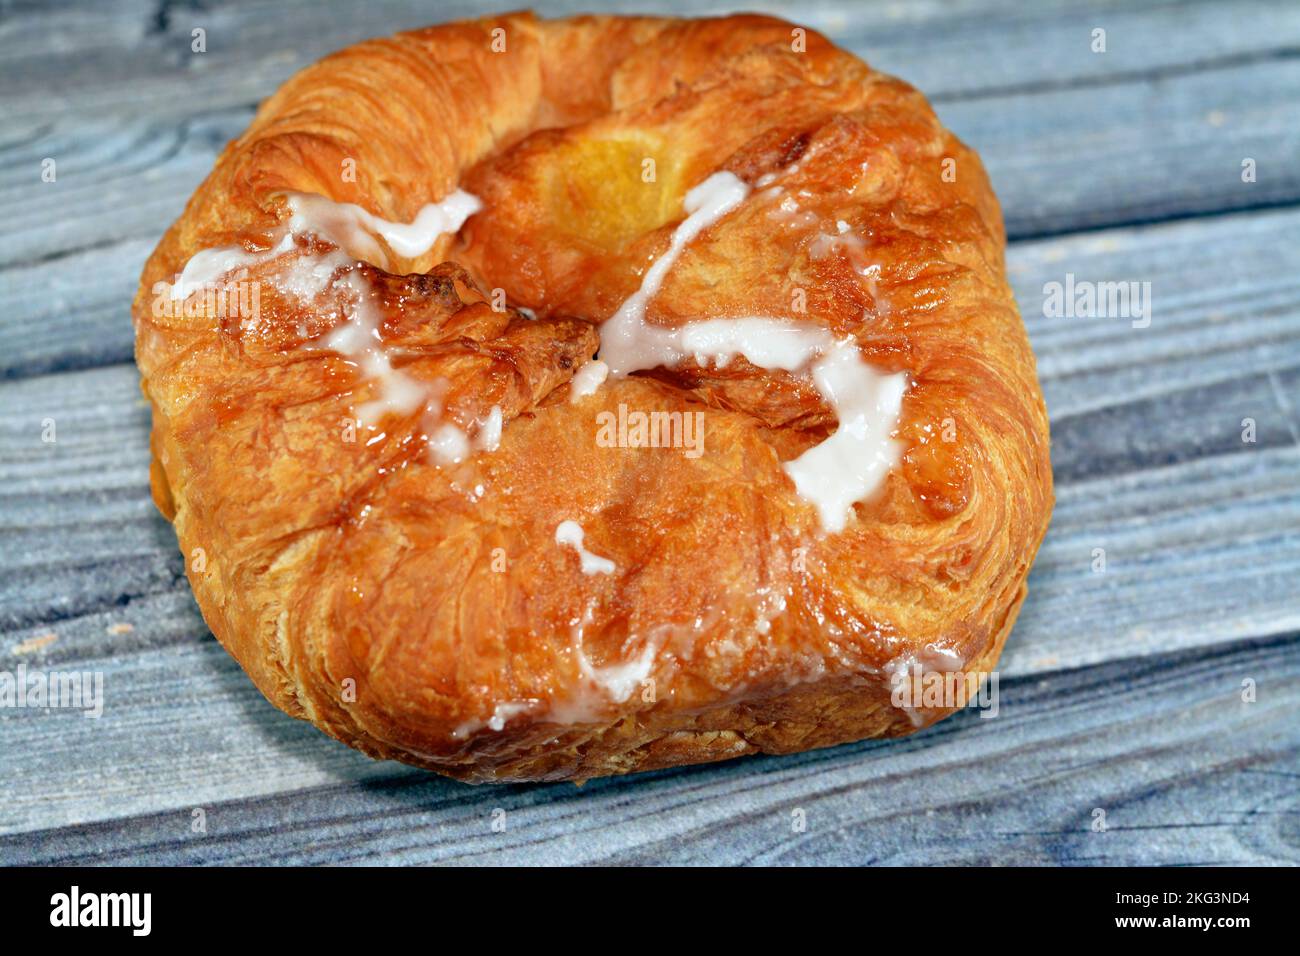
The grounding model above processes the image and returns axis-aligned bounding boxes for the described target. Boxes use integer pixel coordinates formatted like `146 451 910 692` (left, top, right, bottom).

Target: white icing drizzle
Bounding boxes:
428 406 503 465
569 359 610 401
166 189 489 445
274 243 353 302
319 269 428 426
576 640 656 703
168 235 293 301
767 191 818 228
545 606 660 725
476 405 503 452
170 190 478 299
485 700 537 731
428 422 471 464
784 342 908 532
593 171 908 533
454 612 668 736
286 191 483 428
555 520 616 576
284 190 481 266
598 172 751 376
809 219 867 260
452 699 542 739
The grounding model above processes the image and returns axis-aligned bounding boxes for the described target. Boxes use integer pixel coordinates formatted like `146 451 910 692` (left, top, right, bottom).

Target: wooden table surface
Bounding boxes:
1 0 1297 866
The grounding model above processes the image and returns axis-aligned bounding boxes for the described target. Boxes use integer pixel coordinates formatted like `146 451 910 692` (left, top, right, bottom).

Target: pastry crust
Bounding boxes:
132 12 1052 782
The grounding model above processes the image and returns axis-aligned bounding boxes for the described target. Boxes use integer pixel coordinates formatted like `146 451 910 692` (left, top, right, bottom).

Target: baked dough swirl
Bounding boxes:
133 12 1053 782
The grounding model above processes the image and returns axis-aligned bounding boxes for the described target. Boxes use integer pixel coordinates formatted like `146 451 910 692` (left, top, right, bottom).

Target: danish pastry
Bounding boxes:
133 12 1052 782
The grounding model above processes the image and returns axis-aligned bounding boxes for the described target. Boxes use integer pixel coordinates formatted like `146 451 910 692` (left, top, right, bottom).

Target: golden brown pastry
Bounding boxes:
132 12 1052 782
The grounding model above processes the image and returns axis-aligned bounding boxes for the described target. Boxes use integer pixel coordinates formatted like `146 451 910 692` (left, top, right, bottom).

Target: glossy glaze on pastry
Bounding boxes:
132 12 1053 782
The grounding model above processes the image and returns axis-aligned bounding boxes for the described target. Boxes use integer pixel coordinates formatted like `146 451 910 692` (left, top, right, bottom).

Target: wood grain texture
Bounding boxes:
6 1 1297 121
3 1 1300 378
2 633 1295 865
0 0 1297 865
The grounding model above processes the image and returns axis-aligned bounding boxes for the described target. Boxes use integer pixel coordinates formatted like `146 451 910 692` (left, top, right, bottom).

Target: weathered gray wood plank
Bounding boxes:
0 110 248 269
942 56 1300 236
2 633 1295 865
6 1 1297 122
3 2 1300 381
